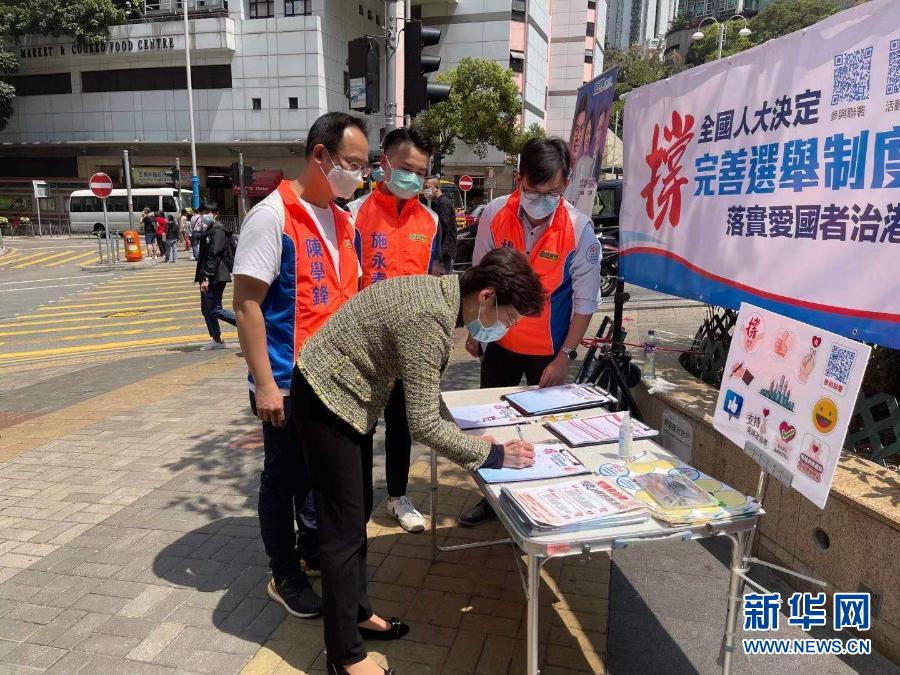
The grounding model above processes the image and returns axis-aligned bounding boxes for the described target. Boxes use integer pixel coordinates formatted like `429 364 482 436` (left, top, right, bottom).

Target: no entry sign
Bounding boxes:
89 172 114 199
458 175 473 192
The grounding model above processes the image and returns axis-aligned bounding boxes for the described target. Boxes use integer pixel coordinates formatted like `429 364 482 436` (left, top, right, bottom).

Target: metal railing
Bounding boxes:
129 0 229 22
0 217 76 238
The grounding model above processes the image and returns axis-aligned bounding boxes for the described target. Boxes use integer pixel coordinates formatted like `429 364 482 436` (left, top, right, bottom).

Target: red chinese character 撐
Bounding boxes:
745 316 761 342
639 110 695 230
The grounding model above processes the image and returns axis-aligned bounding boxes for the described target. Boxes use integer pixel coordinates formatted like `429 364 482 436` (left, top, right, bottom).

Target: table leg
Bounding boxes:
721 531 748 674
527 553 541 675
430 447 438 563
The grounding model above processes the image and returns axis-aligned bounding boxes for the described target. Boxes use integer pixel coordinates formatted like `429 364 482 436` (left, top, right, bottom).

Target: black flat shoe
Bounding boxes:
358 617 409 641
327 662 395 675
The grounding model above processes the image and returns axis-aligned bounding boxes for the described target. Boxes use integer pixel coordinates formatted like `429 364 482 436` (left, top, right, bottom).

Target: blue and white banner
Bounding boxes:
620 0 900 349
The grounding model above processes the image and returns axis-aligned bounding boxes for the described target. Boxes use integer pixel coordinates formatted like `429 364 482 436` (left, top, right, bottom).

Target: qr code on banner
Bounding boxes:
823 344 857 396
831 46 873 106
888 39 900 96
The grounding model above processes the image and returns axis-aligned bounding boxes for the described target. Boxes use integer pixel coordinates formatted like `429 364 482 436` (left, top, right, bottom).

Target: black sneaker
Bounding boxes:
458 497 497 528
267 574 323 618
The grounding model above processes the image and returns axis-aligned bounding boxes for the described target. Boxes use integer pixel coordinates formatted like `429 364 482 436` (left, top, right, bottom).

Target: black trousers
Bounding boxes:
291 368 375 667
480 342 555 388
384 380 412 498
251 392 317 582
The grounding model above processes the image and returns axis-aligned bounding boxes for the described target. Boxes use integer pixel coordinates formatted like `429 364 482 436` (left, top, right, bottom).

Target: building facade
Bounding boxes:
606 0 676 51
1 0 607 217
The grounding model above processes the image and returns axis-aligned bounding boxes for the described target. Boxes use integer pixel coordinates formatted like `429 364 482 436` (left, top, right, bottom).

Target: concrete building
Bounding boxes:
0 0 607 218
606 0 677 51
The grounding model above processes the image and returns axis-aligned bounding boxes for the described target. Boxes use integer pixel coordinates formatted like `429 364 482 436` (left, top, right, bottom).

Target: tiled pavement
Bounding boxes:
0 292 895 674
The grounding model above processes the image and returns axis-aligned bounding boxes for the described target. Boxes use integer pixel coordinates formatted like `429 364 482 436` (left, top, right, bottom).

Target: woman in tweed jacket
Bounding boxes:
292 248 546 675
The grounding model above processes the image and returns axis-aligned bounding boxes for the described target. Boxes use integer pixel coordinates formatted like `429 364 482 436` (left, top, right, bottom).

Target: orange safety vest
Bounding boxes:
488 191 577 356
279 181 359 354
352 186 439 288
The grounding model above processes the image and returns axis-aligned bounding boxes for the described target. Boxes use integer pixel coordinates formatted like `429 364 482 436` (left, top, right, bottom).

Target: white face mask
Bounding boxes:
321 149 362 200
521 191 561 221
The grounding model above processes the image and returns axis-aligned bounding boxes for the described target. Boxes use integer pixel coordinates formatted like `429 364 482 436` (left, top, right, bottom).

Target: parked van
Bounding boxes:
68 188 193 236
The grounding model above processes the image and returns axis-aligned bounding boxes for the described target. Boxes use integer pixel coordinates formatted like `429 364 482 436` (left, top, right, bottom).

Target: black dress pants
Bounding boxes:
384 380 412 499
291 368 375 667
480 342 555 388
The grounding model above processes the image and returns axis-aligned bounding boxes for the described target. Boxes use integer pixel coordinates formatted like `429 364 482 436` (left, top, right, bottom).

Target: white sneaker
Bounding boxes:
387 496 425 533
200 340 226 351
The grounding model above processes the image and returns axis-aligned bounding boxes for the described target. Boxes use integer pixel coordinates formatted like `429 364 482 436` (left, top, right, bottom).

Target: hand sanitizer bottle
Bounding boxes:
618 410 633 459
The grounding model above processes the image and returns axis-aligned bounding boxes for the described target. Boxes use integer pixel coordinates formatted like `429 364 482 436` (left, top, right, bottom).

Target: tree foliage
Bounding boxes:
685 21 754 66
0 0 138 131
413 57 528 159
604 45 674 133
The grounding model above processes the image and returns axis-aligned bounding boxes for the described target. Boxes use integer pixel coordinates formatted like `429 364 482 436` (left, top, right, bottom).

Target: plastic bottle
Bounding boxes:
618 410 633 459
643 330 657 381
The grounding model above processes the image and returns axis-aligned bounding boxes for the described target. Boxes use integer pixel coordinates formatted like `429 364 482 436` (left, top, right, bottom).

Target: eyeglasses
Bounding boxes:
330 150 372 178
521 189 564 200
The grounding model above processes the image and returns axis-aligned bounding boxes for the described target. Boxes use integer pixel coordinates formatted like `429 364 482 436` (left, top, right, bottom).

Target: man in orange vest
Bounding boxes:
233 113 369 620
348 127 441 533
460 137 602 527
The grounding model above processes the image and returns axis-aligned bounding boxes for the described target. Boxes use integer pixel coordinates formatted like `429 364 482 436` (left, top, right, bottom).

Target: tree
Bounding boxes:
0 0 140 131
413 57 524 159
685 21 754 66
604 45 673 133
504 122 545 164
750 0 840 45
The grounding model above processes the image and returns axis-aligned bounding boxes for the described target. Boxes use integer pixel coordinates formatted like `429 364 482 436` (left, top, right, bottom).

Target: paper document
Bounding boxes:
502 383 615 416
500 476 649 533
545 412 658 447
476 444 591 484
450 402 528 430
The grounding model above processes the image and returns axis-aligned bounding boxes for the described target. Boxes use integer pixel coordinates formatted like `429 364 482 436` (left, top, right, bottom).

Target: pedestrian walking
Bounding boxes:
180 209 192 253
190 204 209 260
155 211 166 257
424 177 457 275
141 208 159 258
165 214 181 263
194 204 237 350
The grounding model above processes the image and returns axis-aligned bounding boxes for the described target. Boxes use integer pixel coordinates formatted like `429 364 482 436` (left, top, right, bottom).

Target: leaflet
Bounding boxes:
450 402 528 430
500 476 649 533
545 412 658 447
502 383 615 416
476 444 591 484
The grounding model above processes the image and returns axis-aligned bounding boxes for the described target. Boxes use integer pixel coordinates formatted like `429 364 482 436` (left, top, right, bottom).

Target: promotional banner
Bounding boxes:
713 304 870 509
620 0 900 349
565 65 619 217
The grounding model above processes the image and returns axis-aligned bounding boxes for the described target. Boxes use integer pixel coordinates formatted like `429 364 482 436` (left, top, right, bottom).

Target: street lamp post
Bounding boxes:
693 15 752 60
182 0 200 209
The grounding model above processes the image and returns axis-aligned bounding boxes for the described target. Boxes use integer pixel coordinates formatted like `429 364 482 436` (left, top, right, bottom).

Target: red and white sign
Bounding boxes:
458 175 473 192
89 172 114 199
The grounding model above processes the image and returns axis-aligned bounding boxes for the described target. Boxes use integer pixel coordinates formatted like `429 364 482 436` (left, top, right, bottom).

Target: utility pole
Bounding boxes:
385 0 405 130
123 150 134 229
182 0 200 209
238 151 247 221
175 157 182 212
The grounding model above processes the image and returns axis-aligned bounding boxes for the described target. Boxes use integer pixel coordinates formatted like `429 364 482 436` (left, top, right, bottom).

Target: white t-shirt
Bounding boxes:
233 189 346 285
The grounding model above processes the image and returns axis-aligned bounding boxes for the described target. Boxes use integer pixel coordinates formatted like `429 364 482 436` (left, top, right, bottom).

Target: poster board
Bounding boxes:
713 303 871 508
619 0 900 349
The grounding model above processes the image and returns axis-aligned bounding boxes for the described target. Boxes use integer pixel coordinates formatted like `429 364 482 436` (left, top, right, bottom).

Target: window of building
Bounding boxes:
585 49 593 64
586 21 594 37
284 0 310 16
587 0 596 8
248 0 273 18
358 4 363 15
509 50 525 73
3 73 72 96
81 65 232 93
367 9 373 20
288 96 299 109
706 0 714 14
376 14 381 26
511 0 525 22
252 97 262 110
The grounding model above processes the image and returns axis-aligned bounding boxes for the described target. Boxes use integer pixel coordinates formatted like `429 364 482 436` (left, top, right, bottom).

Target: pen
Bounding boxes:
516 425 525 442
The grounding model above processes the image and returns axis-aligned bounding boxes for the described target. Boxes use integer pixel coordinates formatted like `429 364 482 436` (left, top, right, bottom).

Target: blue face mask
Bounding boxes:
466 296 509 343
385 158 424 200
520 191 561 221
371 167 385 182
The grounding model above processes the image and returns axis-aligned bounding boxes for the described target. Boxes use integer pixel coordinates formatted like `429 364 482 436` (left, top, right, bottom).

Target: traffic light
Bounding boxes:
347 36 380 114
404 20 451 117
166 166 180 188
230 162 255 186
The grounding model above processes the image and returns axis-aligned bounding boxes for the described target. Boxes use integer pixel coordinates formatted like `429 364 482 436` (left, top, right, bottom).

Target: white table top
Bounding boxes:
441 386 759 557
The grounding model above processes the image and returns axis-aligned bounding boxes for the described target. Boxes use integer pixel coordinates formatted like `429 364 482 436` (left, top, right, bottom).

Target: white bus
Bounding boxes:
68 188 193 236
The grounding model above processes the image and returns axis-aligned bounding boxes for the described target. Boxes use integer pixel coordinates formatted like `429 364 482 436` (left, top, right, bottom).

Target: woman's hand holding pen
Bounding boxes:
502 439 535 468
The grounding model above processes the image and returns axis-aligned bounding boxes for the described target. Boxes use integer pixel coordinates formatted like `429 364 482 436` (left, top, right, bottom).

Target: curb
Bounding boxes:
79 259 160 272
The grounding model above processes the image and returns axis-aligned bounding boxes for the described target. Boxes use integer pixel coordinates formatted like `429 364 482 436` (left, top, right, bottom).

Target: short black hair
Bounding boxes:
197 203 209 213
305 112 369 158
519 137 571 185
382 126 433 157
460 248 546 317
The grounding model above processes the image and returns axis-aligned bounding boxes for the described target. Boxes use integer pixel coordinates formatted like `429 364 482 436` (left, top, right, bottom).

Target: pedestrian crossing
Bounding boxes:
0 246 100 270
0 265 237 365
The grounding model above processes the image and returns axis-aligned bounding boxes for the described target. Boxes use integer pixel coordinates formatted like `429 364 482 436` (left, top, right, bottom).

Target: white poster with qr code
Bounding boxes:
713 303 871 509
620 0 900 350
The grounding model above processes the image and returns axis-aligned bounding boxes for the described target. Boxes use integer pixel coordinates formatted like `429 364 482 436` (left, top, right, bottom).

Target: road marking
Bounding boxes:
36 294 211 310
0 317 176 337
79 288 199 300
0 332 238 361
9 306 208 321
59 329 147 341
10 250 76 268
0 251 51 267
0 274 113 286
2 283 99 293
43 250 102 268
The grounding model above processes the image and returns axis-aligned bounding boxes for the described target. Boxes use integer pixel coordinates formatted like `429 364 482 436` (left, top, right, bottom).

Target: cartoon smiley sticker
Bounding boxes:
812 397 838 434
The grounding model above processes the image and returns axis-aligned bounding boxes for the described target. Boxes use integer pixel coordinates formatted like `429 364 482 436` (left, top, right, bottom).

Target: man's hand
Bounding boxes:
255 383 285 427
200 279 209 293
539 354 570 388
465 335 480 358
501 439 535 468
